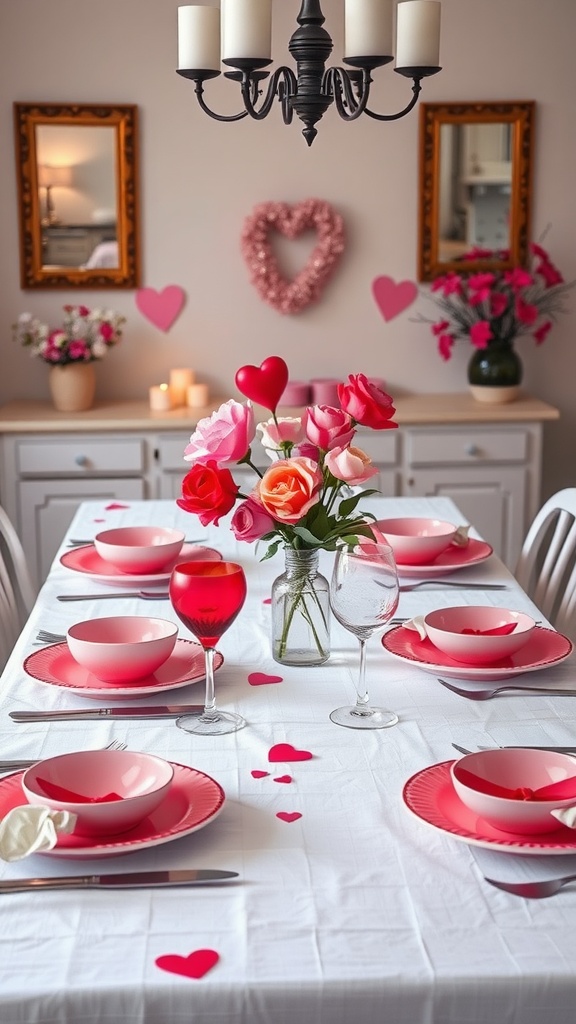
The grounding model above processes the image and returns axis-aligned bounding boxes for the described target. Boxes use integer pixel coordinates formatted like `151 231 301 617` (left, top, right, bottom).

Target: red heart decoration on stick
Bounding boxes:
241 199 345 315
135 285 186 332
235 356 289 413
268 743 313 763
248 672 283 686
276 811 302 823
372 276 418 321
155 949 219 979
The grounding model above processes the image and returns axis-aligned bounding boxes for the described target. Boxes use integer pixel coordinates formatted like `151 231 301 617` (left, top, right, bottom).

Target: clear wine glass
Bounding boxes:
169 560 247 736
329 541 400 729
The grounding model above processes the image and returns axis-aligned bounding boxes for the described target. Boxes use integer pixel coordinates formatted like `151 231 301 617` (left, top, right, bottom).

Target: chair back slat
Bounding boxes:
0 506 37 670
515 488 576 640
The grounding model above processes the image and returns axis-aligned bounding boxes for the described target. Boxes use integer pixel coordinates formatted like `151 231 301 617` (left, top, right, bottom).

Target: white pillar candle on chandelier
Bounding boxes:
169 368 195 407
222 0 272 61
344 0 394 59
149 384 173 412
395 0 441 69
178 5 221 71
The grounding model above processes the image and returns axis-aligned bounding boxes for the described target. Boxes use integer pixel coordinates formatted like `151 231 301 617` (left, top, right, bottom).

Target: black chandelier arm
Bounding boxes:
362 76 423 122
192 78 251 123
239 66 297 123
323 67 372 121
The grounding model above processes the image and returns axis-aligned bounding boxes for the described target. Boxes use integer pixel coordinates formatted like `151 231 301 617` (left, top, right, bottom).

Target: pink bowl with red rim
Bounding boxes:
424 606 535 665
66 615 178 682
22 749 174 837
451 748 576 835
94 525 185 574
376 517 457 565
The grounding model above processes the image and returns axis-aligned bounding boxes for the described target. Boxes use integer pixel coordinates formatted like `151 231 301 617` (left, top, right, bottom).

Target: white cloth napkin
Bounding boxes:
0 806 77 861
452 525 471 547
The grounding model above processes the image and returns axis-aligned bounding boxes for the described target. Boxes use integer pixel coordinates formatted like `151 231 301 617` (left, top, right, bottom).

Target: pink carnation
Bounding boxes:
470 322 493 349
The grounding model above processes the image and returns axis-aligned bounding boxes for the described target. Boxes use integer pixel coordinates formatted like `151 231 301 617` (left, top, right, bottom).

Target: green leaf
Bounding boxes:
260 539 282 562
291 525 323 546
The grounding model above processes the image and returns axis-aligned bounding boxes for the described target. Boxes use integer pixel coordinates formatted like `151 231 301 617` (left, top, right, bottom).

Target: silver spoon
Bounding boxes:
485 874 576 898
399 580 507 592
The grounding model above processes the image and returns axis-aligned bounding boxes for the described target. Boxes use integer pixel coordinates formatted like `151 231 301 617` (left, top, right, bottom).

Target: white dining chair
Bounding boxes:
515 488 576 639
0 505 37 670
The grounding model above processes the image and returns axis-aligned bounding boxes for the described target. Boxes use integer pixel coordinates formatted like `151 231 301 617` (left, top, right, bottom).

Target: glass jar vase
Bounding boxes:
271 548 330 666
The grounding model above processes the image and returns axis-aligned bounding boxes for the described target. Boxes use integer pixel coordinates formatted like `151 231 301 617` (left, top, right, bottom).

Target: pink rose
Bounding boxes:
177 460 239 526
256 457 322 524
324 445 379 486
337 375 397 430
231 497 275 542
184 400 255 466
303 405 354 450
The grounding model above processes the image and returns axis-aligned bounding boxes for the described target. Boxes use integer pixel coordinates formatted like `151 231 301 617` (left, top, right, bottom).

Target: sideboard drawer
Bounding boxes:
407 428 529 466
16 438 145 475
353 430 399 464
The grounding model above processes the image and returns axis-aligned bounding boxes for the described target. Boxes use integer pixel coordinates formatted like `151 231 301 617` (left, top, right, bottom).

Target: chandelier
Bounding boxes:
177 0 442 146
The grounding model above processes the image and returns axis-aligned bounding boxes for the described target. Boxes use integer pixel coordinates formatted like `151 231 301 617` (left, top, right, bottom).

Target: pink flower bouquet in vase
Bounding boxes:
176 356 398 666
418 241 574 403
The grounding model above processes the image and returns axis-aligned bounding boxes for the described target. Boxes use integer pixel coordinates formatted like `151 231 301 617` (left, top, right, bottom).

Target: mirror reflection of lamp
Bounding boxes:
38 164 72 226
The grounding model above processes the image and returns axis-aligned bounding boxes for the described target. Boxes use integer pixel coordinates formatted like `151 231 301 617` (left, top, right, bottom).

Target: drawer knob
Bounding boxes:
74 454 89 467
465 443 481 457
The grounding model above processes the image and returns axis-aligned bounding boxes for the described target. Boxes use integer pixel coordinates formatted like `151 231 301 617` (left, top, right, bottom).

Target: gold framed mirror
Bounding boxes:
418 101 535 282
14 103 140 289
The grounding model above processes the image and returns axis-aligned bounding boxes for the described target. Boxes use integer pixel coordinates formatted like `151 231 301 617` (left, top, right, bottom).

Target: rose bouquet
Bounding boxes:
177 356 398 664
12 304 125 365
418 242 574 361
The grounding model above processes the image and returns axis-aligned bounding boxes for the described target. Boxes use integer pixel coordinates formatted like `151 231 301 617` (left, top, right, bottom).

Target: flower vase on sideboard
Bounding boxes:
467 342 522 405
48 362 96 412
271 548 330 667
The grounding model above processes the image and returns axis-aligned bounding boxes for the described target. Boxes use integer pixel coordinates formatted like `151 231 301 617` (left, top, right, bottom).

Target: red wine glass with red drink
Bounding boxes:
170 560 247 735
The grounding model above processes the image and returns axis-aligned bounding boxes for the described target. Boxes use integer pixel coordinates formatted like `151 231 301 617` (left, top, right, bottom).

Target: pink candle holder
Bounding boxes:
279 381 311 407
310 378 340 406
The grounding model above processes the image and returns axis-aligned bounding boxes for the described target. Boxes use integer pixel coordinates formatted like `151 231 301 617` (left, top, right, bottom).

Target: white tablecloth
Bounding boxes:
1 496 576 1024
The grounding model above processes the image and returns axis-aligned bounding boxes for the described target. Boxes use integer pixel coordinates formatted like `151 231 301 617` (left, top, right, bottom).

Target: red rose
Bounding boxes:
337 374 397 430
177 460 238 526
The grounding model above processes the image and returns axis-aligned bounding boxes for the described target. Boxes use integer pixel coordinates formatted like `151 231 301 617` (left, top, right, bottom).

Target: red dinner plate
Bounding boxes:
395 538 493 576
23 638 223 699
60 542 222 585
382 625 573 681
0 762 225 859
403 760 576 854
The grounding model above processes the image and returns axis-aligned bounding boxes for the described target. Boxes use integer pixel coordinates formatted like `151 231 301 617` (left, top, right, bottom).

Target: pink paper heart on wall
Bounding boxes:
135 285 186 332
372 276 418 321
268 743 313 763
155 949 219 979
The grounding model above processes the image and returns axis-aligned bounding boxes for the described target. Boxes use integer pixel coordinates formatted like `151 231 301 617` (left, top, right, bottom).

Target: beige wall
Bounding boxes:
1 0 574 497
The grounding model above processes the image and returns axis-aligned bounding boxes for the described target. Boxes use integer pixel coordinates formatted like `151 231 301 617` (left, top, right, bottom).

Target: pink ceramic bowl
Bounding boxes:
22 749 174 837
451 748 576 835
424 606 535 665
66 615 178 682
94 526 185 574
376 517 457 565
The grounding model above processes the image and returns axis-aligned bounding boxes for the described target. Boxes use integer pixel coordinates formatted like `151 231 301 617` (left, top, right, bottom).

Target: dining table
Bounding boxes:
1 494 576 1024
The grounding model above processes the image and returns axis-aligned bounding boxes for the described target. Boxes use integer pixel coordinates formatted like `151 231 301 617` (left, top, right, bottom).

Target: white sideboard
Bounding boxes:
0 395 559 586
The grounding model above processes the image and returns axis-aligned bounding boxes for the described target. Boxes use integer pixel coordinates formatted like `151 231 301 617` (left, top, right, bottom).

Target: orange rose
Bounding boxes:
256 457 322 524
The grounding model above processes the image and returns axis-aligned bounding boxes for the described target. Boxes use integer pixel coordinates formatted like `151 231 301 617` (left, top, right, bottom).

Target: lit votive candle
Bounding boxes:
186 383 210 408
169 368 195 407
149 383 173 412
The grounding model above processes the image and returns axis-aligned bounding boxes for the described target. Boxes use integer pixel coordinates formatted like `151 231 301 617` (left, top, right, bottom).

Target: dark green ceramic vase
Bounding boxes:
467 342 523 389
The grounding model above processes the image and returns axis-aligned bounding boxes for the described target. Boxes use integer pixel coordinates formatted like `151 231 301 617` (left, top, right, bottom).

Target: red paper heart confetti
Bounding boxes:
372 275 418 321
251 770 270 779
241 199 345 315
235 356 289 412
268 743 313 763
276 811 302 823
248 672 283 686
263 598 272 605
274 775 293 784
155 949 219 980
104 503 130 511
136 285 186 332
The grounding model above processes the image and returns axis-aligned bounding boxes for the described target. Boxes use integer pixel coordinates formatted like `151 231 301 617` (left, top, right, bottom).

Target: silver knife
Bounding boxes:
57 591 170 602
0 869 238 894
10 705 204 722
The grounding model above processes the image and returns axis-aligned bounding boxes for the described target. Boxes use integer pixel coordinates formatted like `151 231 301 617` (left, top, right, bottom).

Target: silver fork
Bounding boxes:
0 738 127 773
484 875 576 899
56 590 170 602
438 677 576 700
35 630 66 644
399 580 508 592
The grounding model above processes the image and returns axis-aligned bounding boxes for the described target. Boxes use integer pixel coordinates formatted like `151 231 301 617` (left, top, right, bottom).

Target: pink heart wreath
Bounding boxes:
241 198 345 315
